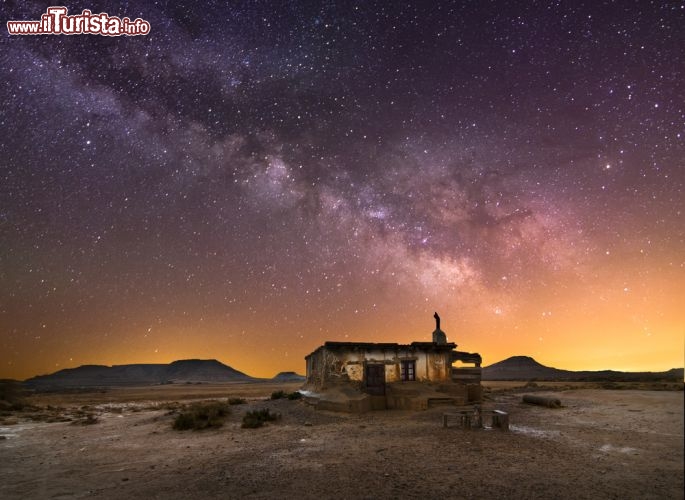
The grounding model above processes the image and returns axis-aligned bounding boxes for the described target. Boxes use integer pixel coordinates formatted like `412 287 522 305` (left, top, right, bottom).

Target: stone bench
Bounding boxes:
442 410 474 429
443 409 509 431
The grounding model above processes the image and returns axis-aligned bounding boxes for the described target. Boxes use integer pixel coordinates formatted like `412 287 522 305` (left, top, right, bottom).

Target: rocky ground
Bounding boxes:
0 383 682 499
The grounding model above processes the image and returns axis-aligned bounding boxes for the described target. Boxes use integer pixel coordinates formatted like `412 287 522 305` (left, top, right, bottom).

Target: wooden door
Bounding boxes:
365 364 385 395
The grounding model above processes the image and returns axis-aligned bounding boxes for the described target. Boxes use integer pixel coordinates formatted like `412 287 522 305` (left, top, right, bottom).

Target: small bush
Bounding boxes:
172 401 231 431
0 380 27 410
173 412 195 430
241 408 280 429
228 397 247 405
271 390 301 400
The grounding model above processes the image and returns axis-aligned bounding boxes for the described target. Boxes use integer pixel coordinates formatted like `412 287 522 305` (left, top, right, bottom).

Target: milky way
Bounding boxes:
1 1 683 378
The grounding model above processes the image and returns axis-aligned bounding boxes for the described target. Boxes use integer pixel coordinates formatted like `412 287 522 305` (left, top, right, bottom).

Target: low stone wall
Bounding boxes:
302 381 479 412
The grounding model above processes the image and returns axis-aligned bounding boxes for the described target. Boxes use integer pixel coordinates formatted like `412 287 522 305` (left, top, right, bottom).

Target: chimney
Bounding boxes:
432 312 447 345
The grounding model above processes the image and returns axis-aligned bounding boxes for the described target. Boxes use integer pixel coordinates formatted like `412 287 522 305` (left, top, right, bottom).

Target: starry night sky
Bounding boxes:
1 1 683 379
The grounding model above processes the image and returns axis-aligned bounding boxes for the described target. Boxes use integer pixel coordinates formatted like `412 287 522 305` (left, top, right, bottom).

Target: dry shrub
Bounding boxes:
241 408 280 429
271 390 302 400
270 390 287 400
0 380 27 411
172 401 231 431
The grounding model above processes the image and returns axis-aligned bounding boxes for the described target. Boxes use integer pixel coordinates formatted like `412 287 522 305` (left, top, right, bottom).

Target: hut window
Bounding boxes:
400 360 415 381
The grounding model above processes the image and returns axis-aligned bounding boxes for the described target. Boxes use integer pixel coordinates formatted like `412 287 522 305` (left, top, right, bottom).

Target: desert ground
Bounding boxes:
1 382 682 499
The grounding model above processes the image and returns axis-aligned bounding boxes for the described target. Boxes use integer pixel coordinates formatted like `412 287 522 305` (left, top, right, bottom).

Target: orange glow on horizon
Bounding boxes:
6 283 683 381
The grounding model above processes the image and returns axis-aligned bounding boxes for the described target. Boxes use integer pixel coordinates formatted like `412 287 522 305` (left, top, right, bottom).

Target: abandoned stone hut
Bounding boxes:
302 313 482 412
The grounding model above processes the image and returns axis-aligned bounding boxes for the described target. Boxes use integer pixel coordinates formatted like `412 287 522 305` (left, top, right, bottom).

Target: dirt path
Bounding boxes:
1 388 682 499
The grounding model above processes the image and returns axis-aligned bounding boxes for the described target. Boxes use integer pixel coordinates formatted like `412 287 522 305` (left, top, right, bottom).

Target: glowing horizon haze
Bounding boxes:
1 1 683 380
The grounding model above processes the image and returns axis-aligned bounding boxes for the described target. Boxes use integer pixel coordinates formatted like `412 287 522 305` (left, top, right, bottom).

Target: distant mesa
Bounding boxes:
482 356 684 381
482 356 568 380
24 359 253 389
164 359 251 383
272 371 306 382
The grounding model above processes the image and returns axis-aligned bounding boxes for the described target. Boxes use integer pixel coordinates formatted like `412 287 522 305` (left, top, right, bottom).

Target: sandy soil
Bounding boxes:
1 383 682 499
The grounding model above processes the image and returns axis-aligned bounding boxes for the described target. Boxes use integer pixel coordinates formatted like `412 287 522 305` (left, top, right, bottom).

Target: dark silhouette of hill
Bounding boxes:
23 355 682 388
164 359 251 382
483 356 684 381
272 371 306 382
24 359 253 389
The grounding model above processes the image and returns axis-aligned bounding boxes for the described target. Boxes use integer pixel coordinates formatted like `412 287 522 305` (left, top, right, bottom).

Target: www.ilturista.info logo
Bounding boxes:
7 6 151 36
